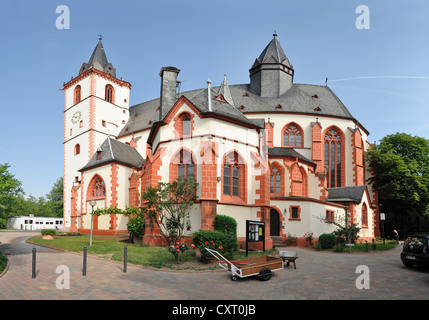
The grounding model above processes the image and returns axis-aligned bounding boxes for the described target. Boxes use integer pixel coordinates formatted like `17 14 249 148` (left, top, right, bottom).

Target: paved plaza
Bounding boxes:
0 231 428 301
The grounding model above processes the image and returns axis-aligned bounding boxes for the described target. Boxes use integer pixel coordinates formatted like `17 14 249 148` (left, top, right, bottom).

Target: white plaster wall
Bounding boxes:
216 204 259 238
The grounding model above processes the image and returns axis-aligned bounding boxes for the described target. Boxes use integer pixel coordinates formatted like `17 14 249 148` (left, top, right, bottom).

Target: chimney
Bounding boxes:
159 66 181 120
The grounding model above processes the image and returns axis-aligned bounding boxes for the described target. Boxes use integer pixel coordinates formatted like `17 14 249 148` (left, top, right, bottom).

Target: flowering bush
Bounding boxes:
303 231 314 246
168 242 195 263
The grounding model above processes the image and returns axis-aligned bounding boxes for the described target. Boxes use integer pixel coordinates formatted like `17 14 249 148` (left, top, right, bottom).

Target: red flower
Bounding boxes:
205 241 208 244
218 246 223 250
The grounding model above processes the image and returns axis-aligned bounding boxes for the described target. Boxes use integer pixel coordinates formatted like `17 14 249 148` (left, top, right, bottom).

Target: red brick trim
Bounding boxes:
173 111 195 139
289 205 301 220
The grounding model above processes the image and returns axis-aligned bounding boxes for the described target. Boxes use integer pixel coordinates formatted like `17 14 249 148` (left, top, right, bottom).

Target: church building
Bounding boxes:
62 35 380 248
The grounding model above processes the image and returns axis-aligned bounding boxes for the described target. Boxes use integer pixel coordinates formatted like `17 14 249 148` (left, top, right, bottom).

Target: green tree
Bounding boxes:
365 133 429 234
0 163 24 220
142 177 198 263
45 177 63 217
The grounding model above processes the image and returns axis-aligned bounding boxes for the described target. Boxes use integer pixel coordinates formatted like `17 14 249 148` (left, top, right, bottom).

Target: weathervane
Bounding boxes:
98 34 103 41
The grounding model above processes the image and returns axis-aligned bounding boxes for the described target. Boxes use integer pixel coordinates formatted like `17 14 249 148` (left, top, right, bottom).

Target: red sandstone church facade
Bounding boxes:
62 35 380 248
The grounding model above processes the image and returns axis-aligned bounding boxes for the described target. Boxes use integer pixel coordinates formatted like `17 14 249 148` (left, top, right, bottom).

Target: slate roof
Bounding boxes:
79 137 144 172
326 185 367 203
268 148 315 165
117 81 357 138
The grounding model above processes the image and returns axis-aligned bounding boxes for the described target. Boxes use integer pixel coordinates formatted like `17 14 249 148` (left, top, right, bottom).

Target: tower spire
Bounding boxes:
79 36 116 77
249 34 294 97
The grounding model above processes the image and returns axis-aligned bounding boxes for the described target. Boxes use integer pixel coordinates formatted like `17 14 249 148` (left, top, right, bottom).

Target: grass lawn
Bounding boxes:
314 240 397 253
27 234 275 270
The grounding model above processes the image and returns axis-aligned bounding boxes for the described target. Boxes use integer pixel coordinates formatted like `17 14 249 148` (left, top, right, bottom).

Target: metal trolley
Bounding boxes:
205 248 284 281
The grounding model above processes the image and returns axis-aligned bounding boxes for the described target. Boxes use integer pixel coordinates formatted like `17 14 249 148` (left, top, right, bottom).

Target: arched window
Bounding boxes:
105 84 115 104
324 127 343 188
74 144 80 155
362 203 368 227
283 123 303 147
89 176 106 199
222 151 246 202
74 85 81 104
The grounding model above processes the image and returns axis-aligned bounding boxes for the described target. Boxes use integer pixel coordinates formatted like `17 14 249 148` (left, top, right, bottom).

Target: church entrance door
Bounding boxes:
270 209 280 237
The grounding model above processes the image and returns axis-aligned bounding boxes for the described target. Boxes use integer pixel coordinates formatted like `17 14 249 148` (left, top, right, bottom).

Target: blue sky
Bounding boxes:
1 0 429 198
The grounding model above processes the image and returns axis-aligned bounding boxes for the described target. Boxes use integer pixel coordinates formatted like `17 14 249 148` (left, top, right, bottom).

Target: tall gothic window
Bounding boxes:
324 128 342 188
270 167 281 194
105 84 115 103
283 123 303 147
362 204 368 227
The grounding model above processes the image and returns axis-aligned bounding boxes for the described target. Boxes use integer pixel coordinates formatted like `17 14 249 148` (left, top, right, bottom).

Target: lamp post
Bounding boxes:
89 200 96 247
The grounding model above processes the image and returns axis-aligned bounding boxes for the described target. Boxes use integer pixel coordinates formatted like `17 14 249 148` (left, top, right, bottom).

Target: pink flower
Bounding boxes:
177 249 180 252
191 244 195 248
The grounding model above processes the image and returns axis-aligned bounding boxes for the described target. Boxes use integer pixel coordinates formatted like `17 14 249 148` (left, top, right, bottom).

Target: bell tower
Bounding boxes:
62 38 131 231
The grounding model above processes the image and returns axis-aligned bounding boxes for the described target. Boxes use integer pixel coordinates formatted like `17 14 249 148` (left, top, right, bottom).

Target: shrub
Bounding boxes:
41 229 56 236
213 215 237 235
127 216 145 238
318 233 336 249
192 230 238 262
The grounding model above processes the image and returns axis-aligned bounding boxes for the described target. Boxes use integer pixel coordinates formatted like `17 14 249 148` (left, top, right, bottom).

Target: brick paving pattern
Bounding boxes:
0 231 428 300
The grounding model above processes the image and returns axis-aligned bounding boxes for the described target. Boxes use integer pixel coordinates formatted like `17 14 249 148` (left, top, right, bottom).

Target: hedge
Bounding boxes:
318 233 336 249
213 215 237 235
41 229 56 236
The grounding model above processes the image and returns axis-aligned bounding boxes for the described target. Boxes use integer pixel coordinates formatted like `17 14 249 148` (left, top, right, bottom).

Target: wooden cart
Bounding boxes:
205 248 284 281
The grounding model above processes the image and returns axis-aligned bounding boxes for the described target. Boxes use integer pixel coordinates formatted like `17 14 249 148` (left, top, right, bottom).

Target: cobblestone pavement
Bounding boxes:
1 231 428 301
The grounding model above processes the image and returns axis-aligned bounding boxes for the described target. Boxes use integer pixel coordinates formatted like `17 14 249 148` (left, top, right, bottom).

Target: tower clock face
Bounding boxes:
71 111 82 124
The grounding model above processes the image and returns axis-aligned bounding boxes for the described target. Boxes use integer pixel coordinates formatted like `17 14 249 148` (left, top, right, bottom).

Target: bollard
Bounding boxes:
124 245 127 273
83 246 87 276
32 247 36 279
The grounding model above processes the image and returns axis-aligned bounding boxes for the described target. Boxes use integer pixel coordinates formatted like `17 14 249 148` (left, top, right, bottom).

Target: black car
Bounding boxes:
401 234 429 267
